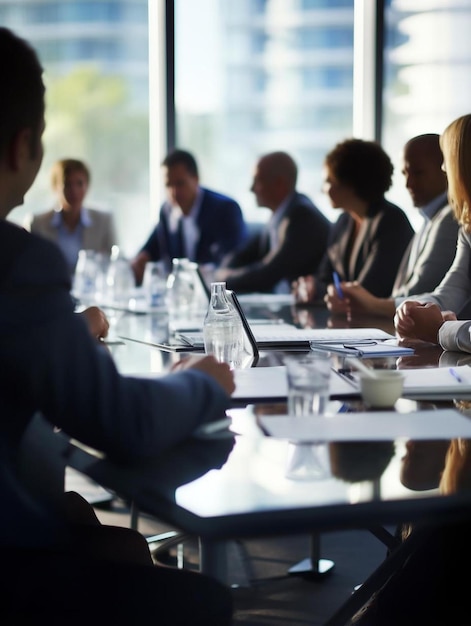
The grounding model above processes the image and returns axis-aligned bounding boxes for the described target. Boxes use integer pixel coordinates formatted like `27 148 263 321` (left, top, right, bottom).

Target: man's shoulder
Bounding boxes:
288 192 330 223
0 220 65 262
200 187 241 210
0 220 66 282
434 202 456 222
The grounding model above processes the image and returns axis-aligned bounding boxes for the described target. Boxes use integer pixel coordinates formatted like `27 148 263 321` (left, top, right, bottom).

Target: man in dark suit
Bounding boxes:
216 151 331 294
0 27 234 625
131 149 248 284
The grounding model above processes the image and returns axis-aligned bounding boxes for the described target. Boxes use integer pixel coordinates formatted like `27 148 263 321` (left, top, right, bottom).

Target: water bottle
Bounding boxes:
166 258 196 316
106 245 135 306
203 282 244 369
73 249 99 305
142 261 167 308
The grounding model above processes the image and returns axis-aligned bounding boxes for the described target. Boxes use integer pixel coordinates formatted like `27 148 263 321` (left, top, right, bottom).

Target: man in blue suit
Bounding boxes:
0 27 234 625
131 149 248 284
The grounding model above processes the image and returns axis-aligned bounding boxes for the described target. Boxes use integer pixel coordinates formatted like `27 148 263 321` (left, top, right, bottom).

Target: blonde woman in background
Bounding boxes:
25 158 117 275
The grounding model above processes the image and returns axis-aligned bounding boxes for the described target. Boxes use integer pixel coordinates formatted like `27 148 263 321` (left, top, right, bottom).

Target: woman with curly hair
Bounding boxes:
293 138 414 305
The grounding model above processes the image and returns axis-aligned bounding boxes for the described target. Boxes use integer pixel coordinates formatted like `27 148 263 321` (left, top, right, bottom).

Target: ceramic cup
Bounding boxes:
359 370 405 408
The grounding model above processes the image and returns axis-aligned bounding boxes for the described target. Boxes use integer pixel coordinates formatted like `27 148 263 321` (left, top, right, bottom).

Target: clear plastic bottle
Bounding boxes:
142 261 167 308
165 258 196 317
105 245 135 306
203 282 244 369
73 249 98 305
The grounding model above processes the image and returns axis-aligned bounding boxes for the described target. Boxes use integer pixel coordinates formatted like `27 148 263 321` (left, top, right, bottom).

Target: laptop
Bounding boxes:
120 288 259 367
178 319 399 352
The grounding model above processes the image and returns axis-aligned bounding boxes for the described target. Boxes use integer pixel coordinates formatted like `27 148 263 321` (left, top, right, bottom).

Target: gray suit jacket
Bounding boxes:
392 202 458 298
26 208 117 255
404 226 471 318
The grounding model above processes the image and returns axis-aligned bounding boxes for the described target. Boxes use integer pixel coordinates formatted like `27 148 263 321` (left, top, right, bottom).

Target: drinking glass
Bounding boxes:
285 350 331 417
284 350 332 480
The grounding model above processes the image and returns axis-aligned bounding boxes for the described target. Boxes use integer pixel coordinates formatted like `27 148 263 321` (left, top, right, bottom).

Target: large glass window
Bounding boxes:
3 0 150 257
175 0 355 223
383 0 471 228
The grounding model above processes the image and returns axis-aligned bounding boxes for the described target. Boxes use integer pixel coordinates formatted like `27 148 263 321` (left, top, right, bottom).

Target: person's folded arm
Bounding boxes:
439 320 471 353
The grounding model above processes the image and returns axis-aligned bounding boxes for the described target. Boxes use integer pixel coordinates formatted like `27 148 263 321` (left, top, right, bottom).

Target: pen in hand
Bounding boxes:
333 272 344 300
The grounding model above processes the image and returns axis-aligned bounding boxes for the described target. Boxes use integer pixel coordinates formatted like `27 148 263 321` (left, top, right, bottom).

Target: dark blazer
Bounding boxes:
0 220 231 542
140 187 248 272
316 199 414 299
221 192 331 294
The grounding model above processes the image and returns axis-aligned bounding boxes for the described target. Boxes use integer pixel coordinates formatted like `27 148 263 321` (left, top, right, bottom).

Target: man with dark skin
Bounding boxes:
324 133 457 317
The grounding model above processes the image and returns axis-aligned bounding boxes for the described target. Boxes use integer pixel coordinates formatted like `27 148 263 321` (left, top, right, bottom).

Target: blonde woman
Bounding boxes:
25 158 117 274
394 114 471 350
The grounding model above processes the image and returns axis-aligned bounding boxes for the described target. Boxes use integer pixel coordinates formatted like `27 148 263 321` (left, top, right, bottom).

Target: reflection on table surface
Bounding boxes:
78 301 471 539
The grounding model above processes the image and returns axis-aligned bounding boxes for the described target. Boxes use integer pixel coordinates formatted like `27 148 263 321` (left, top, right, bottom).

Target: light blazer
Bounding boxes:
392 201 458 299
409 226 471 319
140 187 248 272
221 192 331 294
316 199 414 299
27 208 116 255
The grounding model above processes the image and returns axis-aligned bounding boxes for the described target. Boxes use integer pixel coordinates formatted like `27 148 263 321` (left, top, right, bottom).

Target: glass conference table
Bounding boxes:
68 296 471 624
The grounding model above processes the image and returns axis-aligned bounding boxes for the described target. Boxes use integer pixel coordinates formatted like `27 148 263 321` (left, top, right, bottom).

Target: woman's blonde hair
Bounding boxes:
440 114 471 230
439 438 471 495
50 158 90 188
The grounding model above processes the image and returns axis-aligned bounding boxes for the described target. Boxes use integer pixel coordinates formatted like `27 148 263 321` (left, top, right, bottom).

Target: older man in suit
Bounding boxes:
216 151 331 294
325 133 458 317
131 148 248 284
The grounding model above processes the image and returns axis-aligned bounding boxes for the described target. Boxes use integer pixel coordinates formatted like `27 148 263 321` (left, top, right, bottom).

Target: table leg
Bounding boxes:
199 539 253 587
199 538 229 583
288 532 335 579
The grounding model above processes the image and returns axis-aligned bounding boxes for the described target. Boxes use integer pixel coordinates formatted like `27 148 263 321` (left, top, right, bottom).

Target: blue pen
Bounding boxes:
449 367 463 383
333 272 344 300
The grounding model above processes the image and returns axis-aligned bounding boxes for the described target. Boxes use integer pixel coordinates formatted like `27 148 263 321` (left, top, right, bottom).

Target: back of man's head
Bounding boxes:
0 28 44 161
162 149 199 177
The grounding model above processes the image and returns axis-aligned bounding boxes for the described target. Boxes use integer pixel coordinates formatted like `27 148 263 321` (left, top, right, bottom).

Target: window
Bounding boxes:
175 0 355 221
383 0 471 227
4 0 150 257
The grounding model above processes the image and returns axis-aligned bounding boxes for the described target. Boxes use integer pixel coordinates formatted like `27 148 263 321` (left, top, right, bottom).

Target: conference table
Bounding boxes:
68 294 471 624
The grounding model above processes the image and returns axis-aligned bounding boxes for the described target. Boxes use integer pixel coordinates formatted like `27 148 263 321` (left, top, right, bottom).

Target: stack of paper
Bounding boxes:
258 409 471 442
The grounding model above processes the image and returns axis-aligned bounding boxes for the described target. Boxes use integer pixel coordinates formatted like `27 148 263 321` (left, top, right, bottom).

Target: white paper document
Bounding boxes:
237 293 295 306
339 364 471 399
258 409 471 442
232 365 357 403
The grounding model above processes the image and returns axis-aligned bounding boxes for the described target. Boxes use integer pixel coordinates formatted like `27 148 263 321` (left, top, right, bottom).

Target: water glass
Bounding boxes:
285 350 332 417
